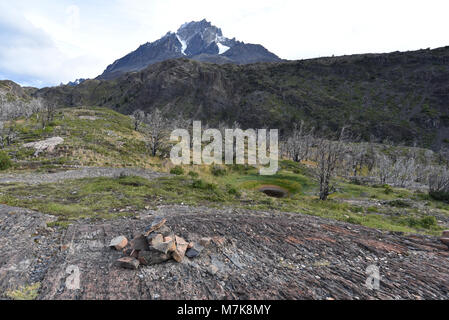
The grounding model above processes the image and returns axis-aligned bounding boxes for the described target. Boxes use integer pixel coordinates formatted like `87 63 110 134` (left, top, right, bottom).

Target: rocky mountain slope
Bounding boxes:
36 46 449 149
97 19 281 80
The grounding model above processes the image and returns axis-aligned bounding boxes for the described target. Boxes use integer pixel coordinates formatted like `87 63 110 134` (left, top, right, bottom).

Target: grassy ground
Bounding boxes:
2 107 152 170
1 107 447 235
0 160 447 235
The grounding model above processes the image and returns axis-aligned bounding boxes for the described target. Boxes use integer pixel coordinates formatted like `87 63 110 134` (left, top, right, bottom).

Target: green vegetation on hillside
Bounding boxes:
1 107 152 170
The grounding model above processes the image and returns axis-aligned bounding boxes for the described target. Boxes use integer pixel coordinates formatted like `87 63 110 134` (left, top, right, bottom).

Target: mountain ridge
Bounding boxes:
33 45 449 150
97 19 281 80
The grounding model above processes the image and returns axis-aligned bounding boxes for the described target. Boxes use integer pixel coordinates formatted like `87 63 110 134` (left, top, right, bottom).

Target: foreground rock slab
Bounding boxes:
1 204 449 300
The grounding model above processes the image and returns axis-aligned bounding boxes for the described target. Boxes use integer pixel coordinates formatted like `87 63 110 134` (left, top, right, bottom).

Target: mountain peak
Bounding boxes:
98 20 281 80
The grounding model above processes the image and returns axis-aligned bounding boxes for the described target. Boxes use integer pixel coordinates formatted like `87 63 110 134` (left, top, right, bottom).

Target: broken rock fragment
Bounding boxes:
109 236 128 251
153 239 176 255
199 237 212 247
144 217 167 236
186 243 204 258
116 257 140 270
148 233 164 247
173 236 189 263
130 235 150 251
138 249 171 266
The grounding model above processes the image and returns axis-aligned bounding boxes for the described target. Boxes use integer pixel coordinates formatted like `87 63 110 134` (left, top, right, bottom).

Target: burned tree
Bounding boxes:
314 127 351 200
285 121 315 163
428 166 449 201
130 109 145 131
140 108 182 157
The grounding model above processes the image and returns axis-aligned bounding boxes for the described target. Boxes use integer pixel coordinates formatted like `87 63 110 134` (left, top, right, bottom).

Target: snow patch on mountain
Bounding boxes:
217 43 230 55
176 34 187 55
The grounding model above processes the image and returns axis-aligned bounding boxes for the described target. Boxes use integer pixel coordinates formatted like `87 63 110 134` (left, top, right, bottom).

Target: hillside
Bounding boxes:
36 46 449 149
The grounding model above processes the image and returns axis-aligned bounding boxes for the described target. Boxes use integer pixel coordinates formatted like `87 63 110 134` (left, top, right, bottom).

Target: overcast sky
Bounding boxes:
1 0 448 88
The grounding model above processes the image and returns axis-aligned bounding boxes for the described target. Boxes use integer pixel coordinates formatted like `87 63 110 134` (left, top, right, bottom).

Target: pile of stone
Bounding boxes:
109 217 211 269
440 230 449 249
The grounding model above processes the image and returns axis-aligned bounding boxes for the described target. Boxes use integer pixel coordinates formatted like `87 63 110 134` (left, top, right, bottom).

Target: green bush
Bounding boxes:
226 184 241 197
389 199 410 208
400 215 438 229
0 151 12 171
429 190 449 202
192 179 216 190
211 165 227 176
170 166 185 175
383 184 393 195
188 171 199 178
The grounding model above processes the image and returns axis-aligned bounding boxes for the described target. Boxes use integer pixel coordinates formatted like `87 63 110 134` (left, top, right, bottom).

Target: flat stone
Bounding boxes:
199 237 212 247
109 236 128 251
148 233 164 246
116 257 140 270
158 225 174 238
185 243 204 258
138 249 171 266
144 217 167 235
442 230 449 237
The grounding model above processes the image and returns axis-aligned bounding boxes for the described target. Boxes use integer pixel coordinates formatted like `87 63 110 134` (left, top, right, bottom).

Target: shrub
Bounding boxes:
0 151 12 171
401 215 438 229
226 184 241 197
389 199 410 208
192 179 216 190
383 184 393 195
211 165 227 176
188 171 199 178
170 166 184 175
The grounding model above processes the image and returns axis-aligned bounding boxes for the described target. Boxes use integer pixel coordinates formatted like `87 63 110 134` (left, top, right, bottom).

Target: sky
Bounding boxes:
1 0 449 88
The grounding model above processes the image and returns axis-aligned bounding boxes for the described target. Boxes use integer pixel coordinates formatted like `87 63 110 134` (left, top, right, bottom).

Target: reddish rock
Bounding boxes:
109 236 128 251
116 257 140 270
173 236 189 263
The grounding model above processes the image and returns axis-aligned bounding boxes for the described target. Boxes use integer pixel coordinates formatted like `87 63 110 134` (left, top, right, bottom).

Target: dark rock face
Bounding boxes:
97 19 281 80
36 46 449 149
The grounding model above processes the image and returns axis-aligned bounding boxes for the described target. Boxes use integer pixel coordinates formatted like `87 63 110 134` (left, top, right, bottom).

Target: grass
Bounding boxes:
0 108 447 236
2 107 152 170
5 283 40 300
0 163 446 235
